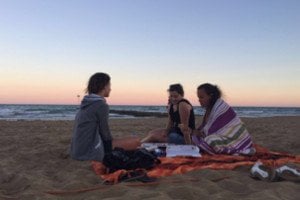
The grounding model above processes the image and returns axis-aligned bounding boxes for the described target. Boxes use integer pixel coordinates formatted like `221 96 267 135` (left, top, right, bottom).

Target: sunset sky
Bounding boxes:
0 0 299 107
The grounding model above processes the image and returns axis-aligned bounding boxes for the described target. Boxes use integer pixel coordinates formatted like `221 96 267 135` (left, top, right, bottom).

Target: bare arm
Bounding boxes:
178 102 192 144
165 104 173 133
191 129 205 138
165 115 173 132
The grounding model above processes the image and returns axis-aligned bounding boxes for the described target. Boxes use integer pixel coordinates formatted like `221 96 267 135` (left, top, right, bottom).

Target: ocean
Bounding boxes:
0 104 300 121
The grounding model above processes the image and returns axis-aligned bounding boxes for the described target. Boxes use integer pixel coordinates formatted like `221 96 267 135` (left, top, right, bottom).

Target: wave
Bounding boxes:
0 104 300 120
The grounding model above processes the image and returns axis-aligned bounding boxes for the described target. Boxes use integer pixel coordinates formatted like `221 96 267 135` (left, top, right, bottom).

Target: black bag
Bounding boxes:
103 148 161 173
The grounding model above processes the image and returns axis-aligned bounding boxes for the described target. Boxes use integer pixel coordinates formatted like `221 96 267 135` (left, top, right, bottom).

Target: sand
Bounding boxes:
0 116 299 199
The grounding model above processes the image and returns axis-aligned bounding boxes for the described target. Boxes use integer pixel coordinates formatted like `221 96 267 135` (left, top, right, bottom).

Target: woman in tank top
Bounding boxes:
141 84 195 144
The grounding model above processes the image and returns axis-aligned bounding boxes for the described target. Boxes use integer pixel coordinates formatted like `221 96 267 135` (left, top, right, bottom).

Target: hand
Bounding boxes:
178 123 189 132
178 123 184 130
192 129 205 138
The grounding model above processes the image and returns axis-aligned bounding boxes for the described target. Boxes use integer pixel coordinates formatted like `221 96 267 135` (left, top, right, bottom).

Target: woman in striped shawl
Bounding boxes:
190 83 255 155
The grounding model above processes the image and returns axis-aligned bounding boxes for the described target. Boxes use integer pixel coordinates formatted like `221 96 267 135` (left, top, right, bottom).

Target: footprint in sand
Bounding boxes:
0 170 30 197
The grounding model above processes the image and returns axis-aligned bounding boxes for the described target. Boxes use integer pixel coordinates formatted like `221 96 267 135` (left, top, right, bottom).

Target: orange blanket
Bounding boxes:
92 145 300 184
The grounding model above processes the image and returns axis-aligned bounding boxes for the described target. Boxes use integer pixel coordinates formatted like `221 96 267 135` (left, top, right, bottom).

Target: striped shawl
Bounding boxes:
192 99 254 155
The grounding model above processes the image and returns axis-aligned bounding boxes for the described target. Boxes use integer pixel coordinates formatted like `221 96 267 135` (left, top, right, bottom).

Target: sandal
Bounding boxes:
249 161 274 181
119 169 156 183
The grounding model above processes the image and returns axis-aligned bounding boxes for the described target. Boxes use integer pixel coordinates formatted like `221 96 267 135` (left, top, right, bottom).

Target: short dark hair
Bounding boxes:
168 83 184 96
197 83 222 108
86 72 110 94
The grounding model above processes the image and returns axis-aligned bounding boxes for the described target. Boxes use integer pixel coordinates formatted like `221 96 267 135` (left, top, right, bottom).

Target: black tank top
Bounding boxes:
169 99 195 135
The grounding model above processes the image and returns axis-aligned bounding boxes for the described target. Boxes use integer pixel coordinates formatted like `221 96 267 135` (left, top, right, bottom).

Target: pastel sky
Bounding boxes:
0 0 299 107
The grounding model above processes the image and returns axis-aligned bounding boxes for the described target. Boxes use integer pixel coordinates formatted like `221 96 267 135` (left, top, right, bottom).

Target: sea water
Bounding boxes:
0 104 300 121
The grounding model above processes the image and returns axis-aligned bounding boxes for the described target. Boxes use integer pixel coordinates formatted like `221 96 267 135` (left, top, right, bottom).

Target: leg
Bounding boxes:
113 136 141 151
167 132 185 144
140 128 168 143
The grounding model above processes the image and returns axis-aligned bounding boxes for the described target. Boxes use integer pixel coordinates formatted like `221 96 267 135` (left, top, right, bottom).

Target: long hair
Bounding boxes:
197 83 222 109
86 72 110 94
168 83 184 96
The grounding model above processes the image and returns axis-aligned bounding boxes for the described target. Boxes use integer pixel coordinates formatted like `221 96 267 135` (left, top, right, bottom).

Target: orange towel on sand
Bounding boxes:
92 145 300 184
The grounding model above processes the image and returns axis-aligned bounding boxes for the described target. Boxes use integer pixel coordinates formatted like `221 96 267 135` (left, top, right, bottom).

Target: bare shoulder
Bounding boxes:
178 101 191 110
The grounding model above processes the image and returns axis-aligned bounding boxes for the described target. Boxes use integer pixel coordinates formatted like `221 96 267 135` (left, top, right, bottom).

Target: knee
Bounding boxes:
132 137 141 147
168 132 184 144
113 136 141 150
148 129 160 136
147 130 159 140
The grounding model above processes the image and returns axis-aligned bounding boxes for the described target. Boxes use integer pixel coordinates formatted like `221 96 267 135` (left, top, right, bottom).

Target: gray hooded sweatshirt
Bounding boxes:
70 94 112 161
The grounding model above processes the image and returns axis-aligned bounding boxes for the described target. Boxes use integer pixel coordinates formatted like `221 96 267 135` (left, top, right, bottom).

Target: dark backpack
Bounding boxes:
103 148 160 173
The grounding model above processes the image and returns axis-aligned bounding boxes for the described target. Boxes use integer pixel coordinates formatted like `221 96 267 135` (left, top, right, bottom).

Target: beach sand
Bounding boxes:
0 116 299 199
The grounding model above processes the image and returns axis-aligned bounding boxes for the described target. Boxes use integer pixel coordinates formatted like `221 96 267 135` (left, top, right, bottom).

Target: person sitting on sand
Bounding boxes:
70 72 140 162
190 83 255 155
141 83 195 144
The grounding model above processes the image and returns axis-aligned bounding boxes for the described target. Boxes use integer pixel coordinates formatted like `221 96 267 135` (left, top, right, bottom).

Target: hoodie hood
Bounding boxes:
80 94 105 108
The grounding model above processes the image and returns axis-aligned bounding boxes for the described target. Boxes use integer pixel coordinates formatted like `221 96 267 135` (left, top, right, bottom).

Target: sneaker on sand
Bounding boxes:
275 164 300 182
250 161 276 181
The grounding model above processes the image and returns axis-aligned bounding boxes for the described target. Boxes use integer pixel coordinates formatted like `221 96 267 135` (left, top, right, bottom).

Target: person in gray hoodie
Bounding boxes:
70 72 140 161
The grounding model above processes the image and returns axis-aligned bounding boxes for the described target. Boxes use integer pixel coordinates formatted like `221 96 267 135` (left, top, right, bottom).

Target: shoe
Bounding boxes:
250 161 273 181
119 169 156 183
275 165 300 182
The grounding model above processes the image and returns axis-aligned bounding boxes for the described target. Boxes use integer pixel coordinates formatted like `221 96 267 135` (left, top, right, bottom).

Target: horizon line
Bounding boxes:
0 103 300 108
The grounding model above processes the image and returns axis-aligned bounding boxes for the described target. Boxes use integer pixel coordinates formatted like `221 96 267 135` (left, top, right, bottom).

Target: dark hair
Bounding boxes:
86 72 110 94
168 83 184 96
197 83 222 108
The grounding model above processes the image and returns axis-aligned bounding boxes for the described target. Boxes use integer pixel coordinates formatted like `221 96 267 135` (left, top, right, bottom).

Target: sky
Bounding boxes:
0 0 299 107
